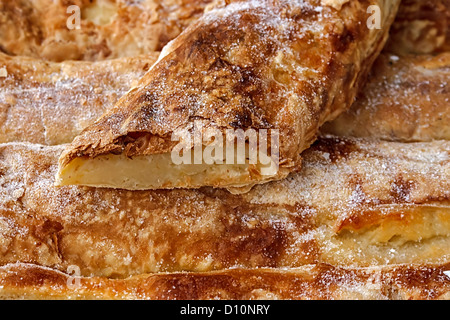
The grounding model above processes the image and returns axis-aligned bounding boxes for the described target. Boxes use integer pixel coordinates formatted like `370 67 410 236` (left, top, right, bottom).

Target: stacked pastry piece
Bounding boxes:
0 0 448 299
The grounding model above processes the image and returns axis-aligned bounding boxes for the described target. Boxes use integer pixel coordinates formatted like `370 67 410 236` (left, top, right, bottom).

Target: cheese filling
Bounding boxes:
55 147 279 191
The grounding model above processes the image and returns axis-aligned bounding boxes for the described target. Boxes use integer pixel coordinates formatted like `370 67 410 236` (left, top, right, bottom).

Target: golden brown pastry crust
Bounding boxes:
0 262 449 300
57 0 401 190
1 137 448 278
0 0 447 302
0 0 212 61
2 43 447 147
322 52 450 141
0 52 159 145
385 0 450 55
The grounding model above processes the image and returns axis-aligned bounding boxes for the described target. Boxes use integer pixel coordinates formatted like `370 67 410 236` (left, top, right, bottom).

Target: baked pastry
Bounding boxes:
3 0 443 147
0 52 158 145
1 50 447 146
56 0 401 192
322 52 450 141
384 0 450 55
0 262 448 299
0 0 448 302
0 137 448 278
0 0 212 61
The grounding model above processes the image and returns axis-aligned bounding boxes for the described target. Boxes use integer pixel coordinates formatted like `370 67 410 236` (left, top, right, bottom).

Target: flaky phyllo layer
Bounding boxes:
1 0 449 301
0 0 212 61
56 0 401 191
56 123 281 193
1 263 449 300
2 137 450 278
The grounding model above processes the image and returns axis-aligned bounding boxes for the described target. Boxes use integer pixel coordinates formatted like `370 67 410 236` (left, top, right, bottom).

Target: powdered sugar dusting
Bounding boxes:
323 53 450 141
0 137 448 277
0 55 157 145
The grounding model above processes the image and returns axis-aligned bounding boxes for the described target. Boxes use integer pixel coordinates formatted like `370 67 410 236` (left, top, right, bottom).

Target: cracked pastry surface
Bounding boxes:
322 52 450 141
0 52 159 145
0 262 449 300
0 137 448 278
1 43 448 147
56 0 401 191
0 0 213 61
0 0 448 301
2 0 445 147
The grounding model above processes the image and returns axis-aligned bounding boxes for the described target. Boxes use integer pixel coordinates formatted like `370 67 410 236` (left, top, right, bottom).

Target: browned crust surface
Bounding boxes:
385 0 450 55
58 0 400 188
0 0 447 301
1 137 448 278
0 262 449 300
0 1 446 147
0 0 213 61
322 52 450 141
0 52 159 145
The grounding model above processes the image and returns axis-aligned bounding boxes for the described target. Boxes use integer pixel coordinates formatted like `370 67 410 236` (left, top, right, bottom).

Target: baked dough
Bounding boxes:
1 50 447 147
0 262 448 300
56 0 401 192
1 137 448 278
2 1 445 146
322 52 450 141
385 0 450 55
0 0 448 301
1 47 448 147
0 52 159 145
0 0 212 61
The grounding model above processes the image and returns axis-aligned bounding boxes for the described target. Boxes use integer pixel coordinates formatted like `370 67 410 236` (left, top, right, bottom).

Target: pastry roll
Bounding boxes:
1 138 448 278
0 52 158 145
1 49 447 146
0 0 212 61
322 52 450 141
0 262 449 300
384 0 450 55
56 0 401 192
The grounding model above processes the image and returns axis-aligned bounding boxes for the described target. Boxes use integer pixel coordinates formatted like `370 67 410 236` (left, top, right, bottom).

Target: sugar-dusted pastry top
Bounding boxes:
1 0 445 149
1 50 447 147
0 0 448 302
0 137 448 278
322 52 450 141
0 0 213 61
0 262 449 300
57 0 401 191
1 50 448 148
0 52 159 145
